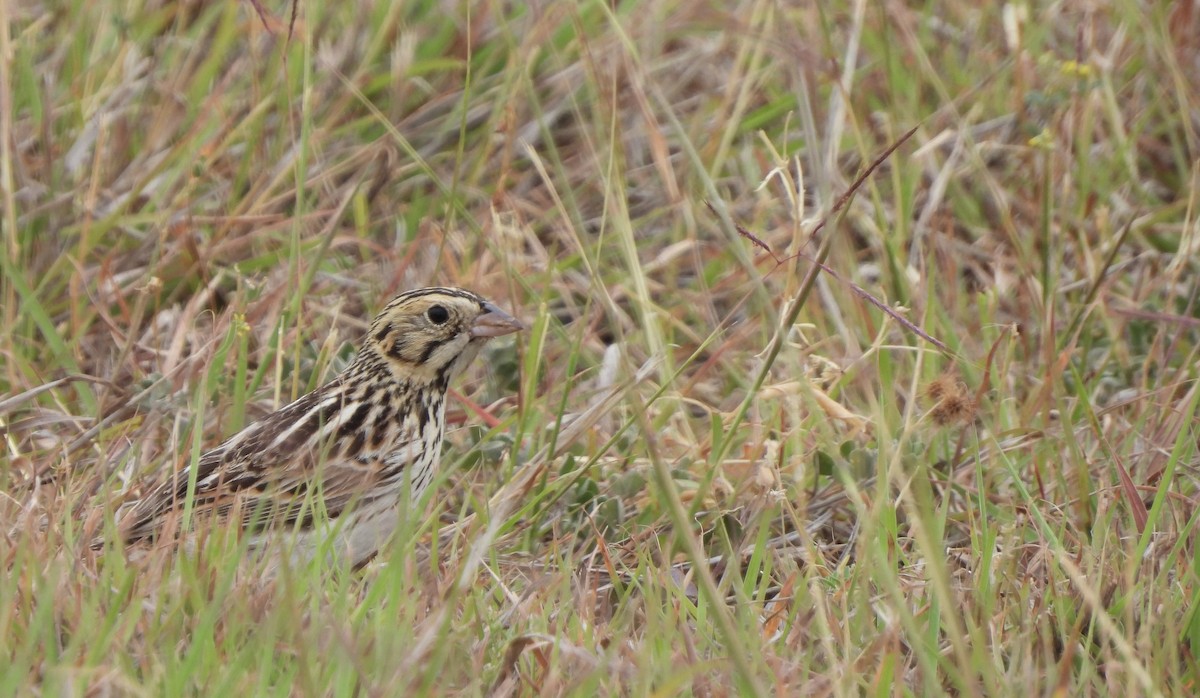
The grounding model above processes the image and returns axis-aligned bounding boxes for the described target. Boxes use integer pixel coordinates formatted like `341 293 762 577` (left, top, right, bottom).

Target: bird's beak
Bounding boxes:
470 302 526 338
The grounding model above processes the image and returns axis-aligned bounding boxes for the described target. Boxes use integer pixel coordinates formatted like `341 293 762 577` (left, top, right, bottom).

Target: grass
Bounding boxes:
3 0 1200 694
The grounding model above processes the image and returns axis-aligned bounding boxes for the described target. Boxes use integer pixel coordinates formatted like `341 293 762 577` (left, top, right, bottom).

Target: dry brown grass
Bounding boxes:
3 0 1200 695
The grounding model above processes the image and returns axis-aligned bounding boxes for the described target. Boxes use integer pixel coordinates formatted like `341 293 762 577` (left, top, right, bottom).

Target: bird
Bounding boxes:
116 287 524 568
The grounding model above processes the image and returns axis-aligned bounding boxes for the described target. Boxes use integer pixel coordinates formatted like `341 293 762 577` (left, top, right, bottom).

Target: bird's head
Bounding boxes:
364 287 524 386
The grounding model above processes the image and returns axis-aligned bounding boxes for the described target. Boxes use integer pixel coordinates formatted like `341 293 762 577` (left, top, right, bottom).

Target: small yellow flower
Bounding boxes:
232 312 251 338
1059 60 1093 79
1028 128 1055 150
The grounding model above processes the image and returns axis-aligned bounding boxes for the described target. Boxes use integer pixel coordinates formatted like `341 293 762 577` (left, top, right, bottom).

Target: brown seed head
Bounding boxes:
923 372 976 426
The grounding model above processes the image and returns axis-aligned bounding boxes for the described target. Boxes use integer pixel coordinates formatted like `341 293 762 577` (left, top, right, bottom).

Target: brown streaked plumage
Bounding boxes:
118 287 524 567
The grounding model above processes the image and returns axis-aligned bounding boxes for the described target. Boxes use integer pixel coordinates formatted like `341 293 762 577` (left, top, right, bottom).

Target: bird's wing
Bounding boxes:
120 380 421 542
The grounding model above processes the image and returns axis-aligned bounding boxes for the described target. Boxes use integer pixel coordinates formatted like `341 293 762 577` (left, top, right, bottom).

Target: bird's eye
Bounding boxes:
426 305 450 325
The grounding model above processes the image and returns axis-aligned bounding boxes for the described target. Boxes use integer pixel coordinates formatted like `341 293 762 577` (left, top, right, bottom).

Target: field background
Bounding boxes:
3 0 1200 695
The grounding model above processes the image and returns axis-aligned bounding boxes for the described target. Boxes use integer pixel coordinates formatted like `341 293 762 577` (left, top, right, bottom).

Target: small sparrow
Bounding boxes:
118 287 524 567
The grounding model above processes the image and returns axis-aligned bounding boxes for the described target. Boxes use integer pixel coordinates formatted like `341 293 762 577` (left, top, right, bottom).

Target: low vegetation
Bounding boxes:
2 1 1199 694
